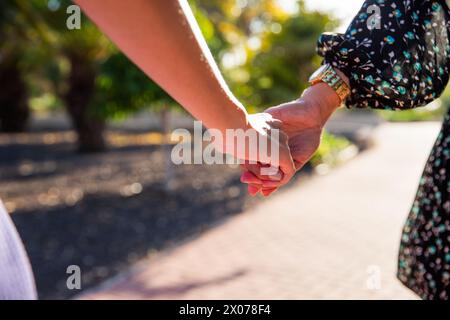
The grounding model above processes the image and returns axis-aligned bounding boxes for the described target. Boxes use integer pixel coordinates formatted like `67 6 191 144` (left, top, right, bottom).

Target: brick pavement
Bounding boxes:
80 122 441 299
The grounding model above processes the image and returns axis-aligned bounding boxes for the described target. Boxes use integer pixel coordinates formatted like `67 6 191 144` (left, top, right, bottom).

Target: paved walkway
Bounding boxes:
81 122 441 300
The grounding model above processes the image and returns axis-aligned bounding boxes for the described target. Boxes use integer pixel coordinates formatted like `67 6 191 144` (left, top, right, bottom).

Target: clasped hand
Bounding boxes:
241 83 340 196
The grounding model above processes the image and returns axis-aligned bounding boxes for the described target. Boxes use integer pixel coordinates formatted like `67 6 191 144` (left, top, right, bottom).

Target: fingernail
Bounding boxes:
259 166 280 177
248 185 259 196
262 188 276 196
267 172 282 181
261 181 282 188
240 171 253 183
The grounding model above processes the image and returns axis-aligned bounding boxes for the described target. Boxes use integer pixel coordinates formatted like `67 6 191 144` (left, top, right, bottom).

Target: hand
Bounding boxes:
242 113 296 186
214 112 295 186
241 83 342 196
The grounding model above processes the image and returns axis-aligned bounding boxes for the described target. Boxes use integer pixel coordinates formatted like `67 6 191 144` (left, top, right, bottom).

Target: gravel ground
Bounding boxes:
0 130 302 299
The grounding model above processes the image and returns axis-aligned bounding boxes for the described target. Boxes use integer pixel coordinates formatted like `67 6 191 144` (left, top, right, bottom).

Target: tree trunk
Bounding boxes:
0 57 30 132
64 54 105 153
161 107 175 191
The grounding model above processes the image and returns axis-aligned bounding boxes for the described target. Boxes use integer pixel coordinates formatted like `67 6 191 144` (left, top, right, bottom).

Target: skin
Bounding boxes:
74 0 295 183
241 74 350 196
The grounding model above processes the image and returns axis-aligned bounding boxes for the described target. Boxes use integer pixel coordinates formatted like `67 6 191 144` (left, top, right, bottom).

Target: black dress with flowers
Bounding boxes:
317 0 450 299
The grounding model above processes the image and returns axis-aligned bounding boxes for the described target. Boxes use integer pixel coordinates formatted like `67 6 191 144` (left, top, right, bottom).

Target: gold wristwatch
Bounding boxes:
308 64 350 103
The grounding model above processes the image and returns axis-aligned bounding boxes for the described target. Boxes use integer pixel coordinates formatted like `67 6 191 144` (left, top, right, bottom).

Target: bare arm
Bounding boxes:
75 0 248 133
75 0 296 180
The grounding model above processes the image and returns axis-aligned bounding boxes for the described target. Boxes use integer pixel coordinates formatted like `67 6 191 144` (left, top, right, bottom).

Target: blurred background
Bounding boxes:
0 0 447 299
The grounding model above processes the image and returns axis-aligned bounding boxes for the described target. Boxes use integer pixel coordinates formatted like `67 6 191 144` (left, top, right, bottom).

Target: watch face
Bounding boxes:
309 64 328 82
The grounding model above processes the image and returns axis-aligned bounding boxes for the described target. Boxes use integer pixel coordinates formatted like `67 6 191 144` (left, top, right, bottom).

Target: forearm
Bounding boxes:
300 68 349 126
75 0 248 133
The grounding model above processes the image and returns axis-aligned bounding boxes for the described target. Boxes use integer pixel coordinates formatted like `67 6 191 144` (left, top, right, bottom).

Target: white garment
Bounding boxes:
0 201 37 300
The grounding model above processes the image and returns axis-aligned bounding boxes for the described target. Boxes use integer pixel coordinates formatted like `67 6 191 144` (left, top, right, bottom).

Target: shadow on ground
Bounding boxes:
13 180 248 299
0 133 257 299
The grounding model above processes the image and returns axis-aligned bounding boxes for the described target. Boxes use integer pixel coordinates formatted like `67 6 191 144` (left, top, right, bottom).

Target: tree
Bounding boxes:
213 0 337 109
190 0 337 110
0 1 31 132
23 0 215 153
245 9 336 107
0 0 112 150
2 0 335 154
36 0 113 152
94 52 179 189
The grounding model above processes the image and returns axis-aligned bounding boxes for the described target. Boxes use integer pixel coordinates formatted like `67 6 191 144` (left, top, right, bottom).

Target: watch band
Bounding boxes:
309 64 350 103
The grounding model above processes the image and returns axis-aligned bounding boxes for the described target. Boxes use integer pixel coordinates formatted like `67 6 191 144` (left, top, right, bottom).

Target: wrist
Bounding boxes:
300 83 341 128
209 100 249 134
334 68 350 87
309 64 350 104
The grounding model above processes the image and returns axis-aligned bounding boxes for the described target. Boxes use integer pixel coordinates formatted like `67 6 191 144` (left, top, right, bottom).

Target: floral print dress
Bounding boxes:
317 0 450 299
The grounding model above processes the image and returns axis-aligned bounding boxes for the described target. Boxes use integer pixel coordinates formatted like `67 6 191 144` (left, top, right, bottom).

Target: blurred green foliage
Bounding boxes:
92 53 176 120
310 131 353 168
231 8 336 110
188 0 336 111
